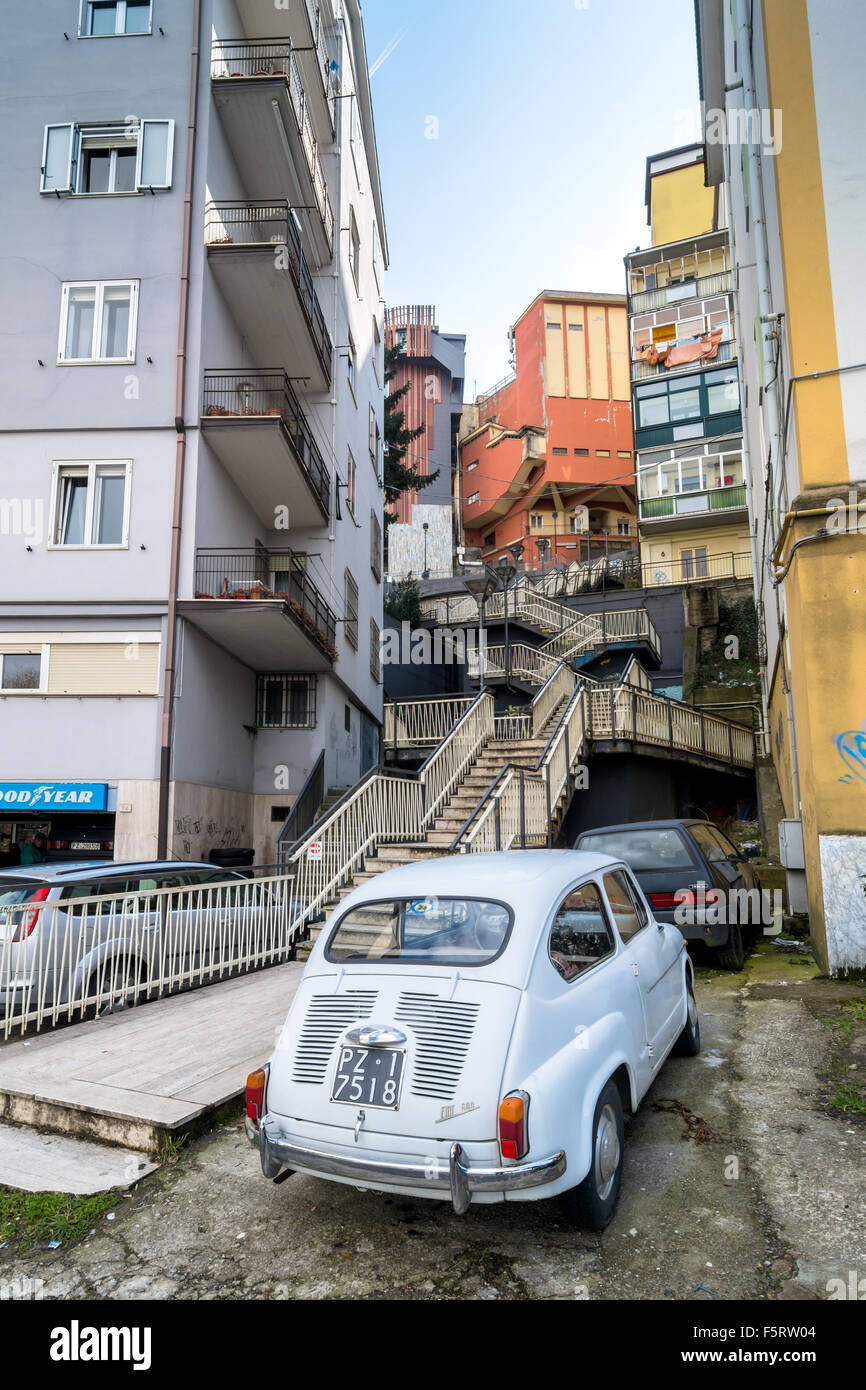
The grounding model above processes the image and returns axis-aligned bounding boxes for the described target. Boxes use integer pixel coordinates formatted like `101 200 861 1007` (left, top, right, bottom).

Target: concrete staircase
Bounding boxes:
293 707 566 962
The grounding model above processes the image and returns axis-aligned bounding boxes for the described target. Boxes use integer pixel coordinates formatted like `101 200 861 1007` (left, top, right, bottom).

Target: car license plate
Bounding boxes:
71 841 101 850
331 1046 405 1110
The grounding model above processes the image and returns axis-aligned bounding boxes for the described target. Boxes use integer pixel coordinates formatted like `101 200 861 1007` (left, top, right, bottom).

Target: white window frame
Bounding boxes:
0 647 49 694
40 120 173 195
57 280 139 365
372 221 381 289
346 448 356 517
349 207 360 294
346 332 356 400
48 460 132 550
79 1 153 37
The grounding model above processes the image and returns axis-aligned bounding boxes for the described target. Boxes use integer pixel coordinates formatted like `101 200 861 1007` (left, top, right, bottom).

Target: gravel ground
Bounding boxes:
3 943 864 1301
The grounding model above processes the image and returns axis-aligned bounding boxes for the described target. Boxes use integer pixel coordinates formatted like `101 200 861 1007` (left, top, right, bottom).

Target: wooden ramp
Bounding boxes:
0 963 305 1153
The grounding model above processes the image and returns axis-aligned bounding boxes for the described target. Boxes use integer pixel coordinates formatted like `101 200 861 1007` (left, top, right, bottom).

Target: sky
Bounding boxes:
363 0 704 394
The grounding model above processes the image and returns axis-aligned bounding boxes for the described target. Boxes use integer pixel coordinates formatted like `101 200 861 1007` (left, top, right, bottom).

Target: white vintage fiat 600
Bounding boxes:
245 850 700 1228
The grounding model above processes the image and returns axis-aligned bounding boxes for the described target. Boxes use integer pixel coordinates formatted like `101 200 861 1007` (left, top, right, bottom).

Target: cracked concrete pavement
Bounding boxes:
2 942 863 1301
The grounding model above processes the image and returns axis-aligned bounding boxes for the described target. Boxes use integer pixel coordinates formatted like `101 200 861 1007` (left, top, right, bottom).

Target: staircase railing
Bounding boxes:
452 682 590 853
287 690 495 926
276 749 325 859
589 685 755 767
383 693 477 749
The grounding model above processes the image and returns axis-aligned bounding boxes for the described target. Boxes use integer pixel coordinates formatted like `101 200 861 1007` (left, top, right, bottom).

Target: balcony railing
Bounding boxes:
204 201 332 379
628 270 734 314
641 550 754 587
639 483 747 521
202 369 331 515
211 38 335 251
194 548 337 655
631 338 737 380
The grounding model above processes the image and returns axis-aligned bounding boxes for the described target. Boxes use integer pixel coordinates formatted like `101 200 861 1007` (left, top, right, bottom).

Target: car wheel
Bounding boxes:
716 920 745 971
561 1080 624 1230
673 975 701 1056
82 962 147 1020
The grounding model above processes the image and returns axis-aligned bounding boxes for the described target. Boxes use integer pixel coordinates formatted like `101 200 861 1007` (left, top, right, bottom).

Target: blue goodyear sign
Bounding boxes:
0 783 108 811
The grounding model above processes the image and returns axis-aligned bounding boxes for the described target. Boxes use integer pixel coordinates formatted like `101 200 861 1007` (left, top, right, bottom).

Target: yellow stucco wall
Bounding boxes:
608 306 631 402
650 162 715 246
767 651 796 818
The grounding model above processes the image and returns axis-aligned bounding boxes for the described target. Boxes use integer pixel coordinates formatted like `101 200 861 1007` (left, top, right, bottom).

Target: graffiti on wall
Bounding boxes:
835 727 866 784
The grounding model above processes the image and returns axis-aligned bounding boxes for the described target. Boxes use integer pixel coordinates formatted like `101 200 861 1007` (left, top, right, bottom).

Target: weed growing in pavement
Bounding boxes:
0 1189 120 1250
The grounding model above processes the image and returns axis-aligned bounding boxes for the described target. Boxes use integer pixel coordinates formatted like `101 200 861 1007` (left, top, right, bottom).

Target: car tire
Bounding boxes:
673 975 701 1056
561 1079 624 1230
716 920 745 971
81 961 147 1020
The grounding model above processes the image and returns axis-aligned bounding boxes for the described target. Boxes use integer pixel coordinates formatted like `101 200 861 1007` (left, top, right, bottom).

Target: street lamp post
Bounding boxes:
463 571 495 688
422 521 429 580
497 561 516 689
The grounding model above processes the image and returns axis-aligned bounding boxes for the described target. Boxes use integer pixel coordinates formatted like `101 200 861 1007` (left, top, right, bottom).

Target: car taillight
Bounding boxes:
12 887 51 942
246 1068 268 1123
498 1092 529 1161
649 891 695 910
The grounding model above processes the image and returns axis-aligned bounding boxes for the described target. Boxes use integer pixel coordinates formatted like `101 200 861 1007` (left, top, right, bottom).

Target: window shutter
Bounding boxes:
135 120 174 190
41 124 76 194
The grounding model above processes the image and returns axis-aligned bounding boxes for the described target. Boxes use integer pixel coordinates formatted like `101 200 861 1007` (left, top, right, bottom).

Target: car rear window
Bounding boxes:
326 896 513 966
579 828 696 870
0 880 47 909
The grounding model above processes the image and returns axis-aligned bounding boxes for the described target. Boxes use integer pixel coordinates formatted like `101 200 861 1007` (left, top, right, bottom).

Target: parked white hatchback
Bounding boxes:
246 850 700 1228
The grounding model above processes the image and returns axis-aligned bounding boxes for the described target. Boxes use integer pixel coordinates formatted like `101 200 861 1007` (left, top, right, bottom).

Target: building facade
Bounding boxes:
627 147 750 590
696 0 866 971
0 0 387 867
459 291 636 570
382 305 465 579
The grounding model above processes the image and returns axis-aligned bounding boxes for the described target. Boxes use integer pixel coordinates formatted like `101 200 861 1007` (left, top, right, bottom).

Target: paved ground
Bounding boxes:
1 942 863 1301
0 1123 157 1195
0 964 305 1153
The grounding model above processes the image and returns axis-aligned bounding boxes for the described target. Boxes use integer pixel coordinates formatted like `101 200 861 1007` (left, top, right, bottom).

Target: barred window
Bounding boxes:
370 510 382 580
345 571 359 649
370 618 381 682
256 674 317 728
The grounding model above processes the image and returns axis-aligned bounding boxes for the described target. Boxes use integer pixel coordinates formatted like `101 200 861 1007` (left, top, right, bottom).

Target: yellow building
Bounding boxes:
626 147 748 590
697 0 866 972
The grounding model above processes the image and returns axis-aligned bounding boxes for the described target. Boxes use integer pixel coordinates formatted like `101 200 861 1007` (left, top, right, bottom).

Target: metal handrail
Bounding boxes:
210 38 334 251
201 369 331 512
276 750 325 856
204 202 332 376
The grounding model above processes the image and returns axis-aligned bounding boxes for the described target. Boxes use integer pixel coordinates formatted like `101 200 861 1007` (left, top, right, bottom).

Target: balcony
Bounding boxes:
180 548 337 670
201 369 331 527
639 483 747 528
628 269 733 315
642 551 754 588
211 39 334 264
631 337 737 382
233 1 338 141
205 202 331 391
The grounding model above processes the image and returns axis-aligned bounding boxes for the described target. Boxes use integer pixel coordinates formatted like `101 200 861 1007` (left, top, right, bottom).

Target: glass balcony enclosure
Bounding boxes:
638 446 746 520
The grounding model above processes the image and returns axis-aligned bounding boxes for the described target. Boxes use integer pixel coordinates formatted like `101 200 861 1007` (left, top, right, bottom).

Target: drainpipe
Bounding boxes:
734 0 800 811
157 0 202 858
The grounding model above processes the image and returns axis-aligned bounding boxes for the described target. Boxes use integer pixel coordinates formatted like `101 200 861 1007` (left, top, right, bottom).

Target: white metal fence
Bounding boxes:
0 872 296 1038
383 694 477 748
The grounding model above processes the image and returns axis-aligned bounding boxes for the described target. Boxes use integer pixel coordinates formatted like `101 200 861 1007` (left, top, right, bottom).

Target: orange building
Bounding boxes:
459 290 636 567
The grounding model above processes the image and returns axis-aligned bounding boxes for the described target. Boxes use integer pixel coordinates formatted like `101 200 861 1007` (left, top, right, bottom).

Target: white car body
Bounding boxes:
248 850 694 1214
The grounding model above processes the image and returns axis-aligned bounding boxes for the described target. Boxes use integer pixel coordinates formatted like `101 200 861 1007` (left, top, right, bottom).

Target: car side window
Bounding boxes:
63 880 129 914
623 868 649 928
603 870 645 944
548 880 615 982
689 824 728 863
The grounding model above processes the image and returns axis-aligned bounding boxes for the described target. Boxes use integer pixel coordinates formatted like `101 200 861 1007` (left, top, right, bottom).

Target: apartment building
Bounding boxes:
459 291 636 569
696 0 866 971
626 147 750 590
381 305 465 581
0 0 387 867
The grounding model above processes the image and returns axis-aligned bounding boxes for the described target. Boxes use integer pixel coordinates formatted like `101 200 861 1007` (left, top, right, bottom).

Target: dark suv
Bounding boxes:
574 819 763 970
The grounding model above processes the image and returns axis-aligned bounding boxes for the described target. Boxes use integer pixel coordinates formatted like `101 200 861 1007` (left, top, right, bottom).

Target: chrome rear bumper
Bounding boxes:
248 1116 566 1214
